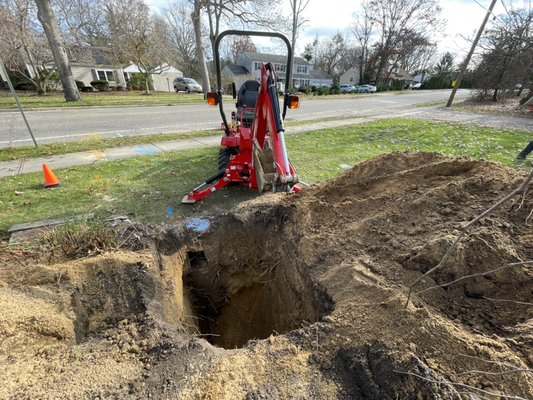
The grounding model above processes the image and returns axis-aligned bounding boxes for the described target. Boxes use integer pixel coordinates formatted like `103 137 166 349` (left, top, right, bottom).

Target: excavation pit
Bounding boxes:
180 247 330 349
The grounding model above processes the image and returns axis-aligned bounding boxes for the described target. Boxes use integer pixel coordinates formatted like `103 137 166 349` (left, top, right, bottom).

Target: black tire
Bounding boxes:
186 87 190 93
217 147 239 173
174 86 179 93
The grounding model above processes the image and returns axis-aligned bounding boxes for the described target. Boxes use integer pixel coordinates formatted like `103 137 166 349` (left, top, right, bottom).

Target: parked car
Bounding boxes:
355 84 377 93
174 77 203 93
411 82 422 90
339 84 356 93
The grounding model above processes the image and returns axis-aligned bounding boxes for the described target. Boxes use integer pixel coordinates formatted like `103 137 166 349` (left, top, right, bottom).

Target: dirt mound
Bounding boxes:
1 151 532 399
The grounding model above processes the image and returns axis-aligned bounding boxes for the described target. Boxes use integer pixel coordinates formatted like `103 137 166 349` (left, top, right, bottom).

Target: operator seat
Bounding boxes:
236 80 260 127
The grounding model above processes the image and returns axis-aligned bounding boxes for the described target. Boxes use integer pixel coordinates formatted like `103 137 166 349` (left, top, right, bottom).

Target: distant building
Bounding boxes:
123 63 183 92
41 46 183 92
223 52 332 90
66 46 126 88
340 67 361 86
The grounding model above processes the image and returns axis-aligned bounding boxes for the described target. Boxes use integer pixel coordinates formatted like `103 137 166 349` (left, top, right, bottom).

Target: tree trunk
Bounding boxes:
192 0 210 98
35 0 80 102
143 73 151 95
289 0 297 91
492 88 499 102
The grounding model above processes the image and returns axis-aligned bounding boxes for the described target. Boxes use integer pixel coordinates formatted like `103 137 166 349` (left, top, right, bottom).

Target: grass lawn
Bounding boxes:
1 117 531 239
0 91 205 109
0 129 220 162
0 89 380 110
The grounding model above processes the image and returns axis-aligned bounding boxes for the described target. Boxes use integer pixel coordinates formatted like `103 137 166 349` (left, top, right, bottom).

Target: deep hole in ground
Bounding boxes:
181 245 330 349
153 213 333 350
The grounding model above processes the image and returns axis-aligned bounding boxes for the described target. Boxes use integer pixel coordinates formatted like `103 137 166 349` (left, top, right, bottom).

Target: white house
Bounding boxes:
43 47 183 91
223 52 332 90
123 63 183 92
67 47 126 88
340 67 360 86
310 69 333 87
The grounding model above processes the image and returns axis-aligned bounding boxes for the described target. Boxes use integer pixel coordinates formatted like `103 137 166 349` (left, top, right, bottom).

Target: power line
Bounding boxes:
473 0 504 24
500 0 510 16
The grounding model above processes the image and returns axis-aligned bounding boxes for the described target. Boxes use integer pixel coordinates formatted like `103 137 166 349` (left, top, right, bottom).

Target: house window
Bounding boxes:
296 65 307 74
274 63 286 73
93 69 115 82
254 62 262 71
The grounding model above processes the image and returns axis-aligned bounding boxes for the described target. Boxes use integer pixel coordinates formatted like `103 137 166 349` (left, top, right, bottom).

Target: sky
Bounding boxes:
287 0 507 57
147 0 509 59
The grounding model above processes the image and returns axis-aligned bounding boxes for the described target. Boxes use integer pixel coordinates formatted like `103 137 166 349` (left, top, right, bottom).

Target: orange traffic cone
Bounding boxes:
42 164 60 188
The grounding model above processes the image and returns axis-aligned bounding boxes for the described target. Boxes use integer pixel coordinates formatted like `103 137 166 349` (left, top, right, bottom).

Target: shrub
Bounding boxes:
316 86 330 96
8 69 33 90
47 71 61 91
422 76 450 90
75 80 89 92
298 85 311 94
90 80 110 91
377 83 390 92
128 73 152 91
76 79 93 92
390 79 406 91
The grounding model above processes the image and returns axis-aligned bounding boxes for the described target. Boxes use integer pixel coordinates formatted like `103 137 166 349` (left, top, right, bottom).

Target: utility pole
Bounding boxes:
446 0 498 107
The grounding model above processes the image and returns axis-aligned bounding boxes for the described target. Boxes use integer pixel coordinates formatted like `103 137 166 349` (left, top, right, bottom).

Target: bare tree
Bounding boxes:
222 35 257 63
53 0 108 47
358 0 442 84
191 0 283 94
472 6 533 102
205 0 283 56
107 0 174 94
164 0 198 77
350 6 374 83
287 0 310 86
192 0 211 94
0 0 57 94
314 33 349 79
401 44 437 77
35 0 80 101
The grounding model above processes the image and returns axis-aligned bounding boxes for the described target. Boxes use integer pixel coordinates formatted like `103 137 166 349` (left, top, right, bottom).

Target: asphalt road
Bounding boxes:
0 90 469 147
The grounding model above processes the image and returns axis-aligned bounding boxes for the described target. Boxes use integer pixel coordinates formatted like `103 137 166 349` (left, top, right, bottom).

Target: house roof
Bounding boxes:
293 73 313 80
224 65 249 75
68 46 121 67
309 69 332 80
391 68 413 80
242 52 309 66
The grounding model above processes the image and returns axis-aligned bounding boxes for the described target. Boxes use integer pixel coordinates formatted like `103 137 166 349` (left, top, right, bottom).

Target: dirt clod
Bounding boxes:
1 151 532 399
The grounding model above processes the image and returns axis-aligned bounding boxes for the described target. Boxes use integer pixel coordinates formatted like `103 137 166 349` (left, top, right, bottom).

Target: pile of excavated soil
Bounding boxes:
1 151 532 399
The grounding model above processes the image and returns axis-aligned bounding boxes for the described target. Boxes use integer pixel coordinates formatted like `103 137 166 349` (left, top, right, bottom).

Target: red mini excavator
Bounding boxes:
182 30 301 204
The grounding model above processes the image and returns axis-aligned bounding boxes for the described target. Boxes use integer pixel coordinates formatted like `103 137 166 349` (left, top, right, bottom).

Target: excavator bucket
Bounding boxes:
253 140 276 193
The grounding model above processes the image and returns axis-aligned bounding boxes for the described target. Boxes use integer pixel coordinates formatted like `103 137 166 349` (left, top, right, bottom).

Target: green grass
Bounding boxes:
0 91 205 109
1 118 530 239
0 129 219 161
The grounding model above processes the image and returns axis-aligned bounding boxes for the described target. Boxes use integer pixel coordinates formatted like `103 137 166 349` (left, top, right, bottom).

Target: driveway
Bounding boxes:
1 90 471 148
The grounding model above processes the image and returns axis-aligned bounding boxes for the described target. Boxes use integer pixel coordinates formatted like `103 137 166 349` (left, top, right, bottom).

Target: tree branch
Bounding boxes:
405 167 533 307
414 261 533 296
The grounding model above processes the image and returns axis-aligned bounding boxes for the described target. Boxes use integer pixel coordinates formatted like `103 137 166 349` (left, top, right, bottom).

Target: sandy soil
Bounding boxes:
0 151 532 399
